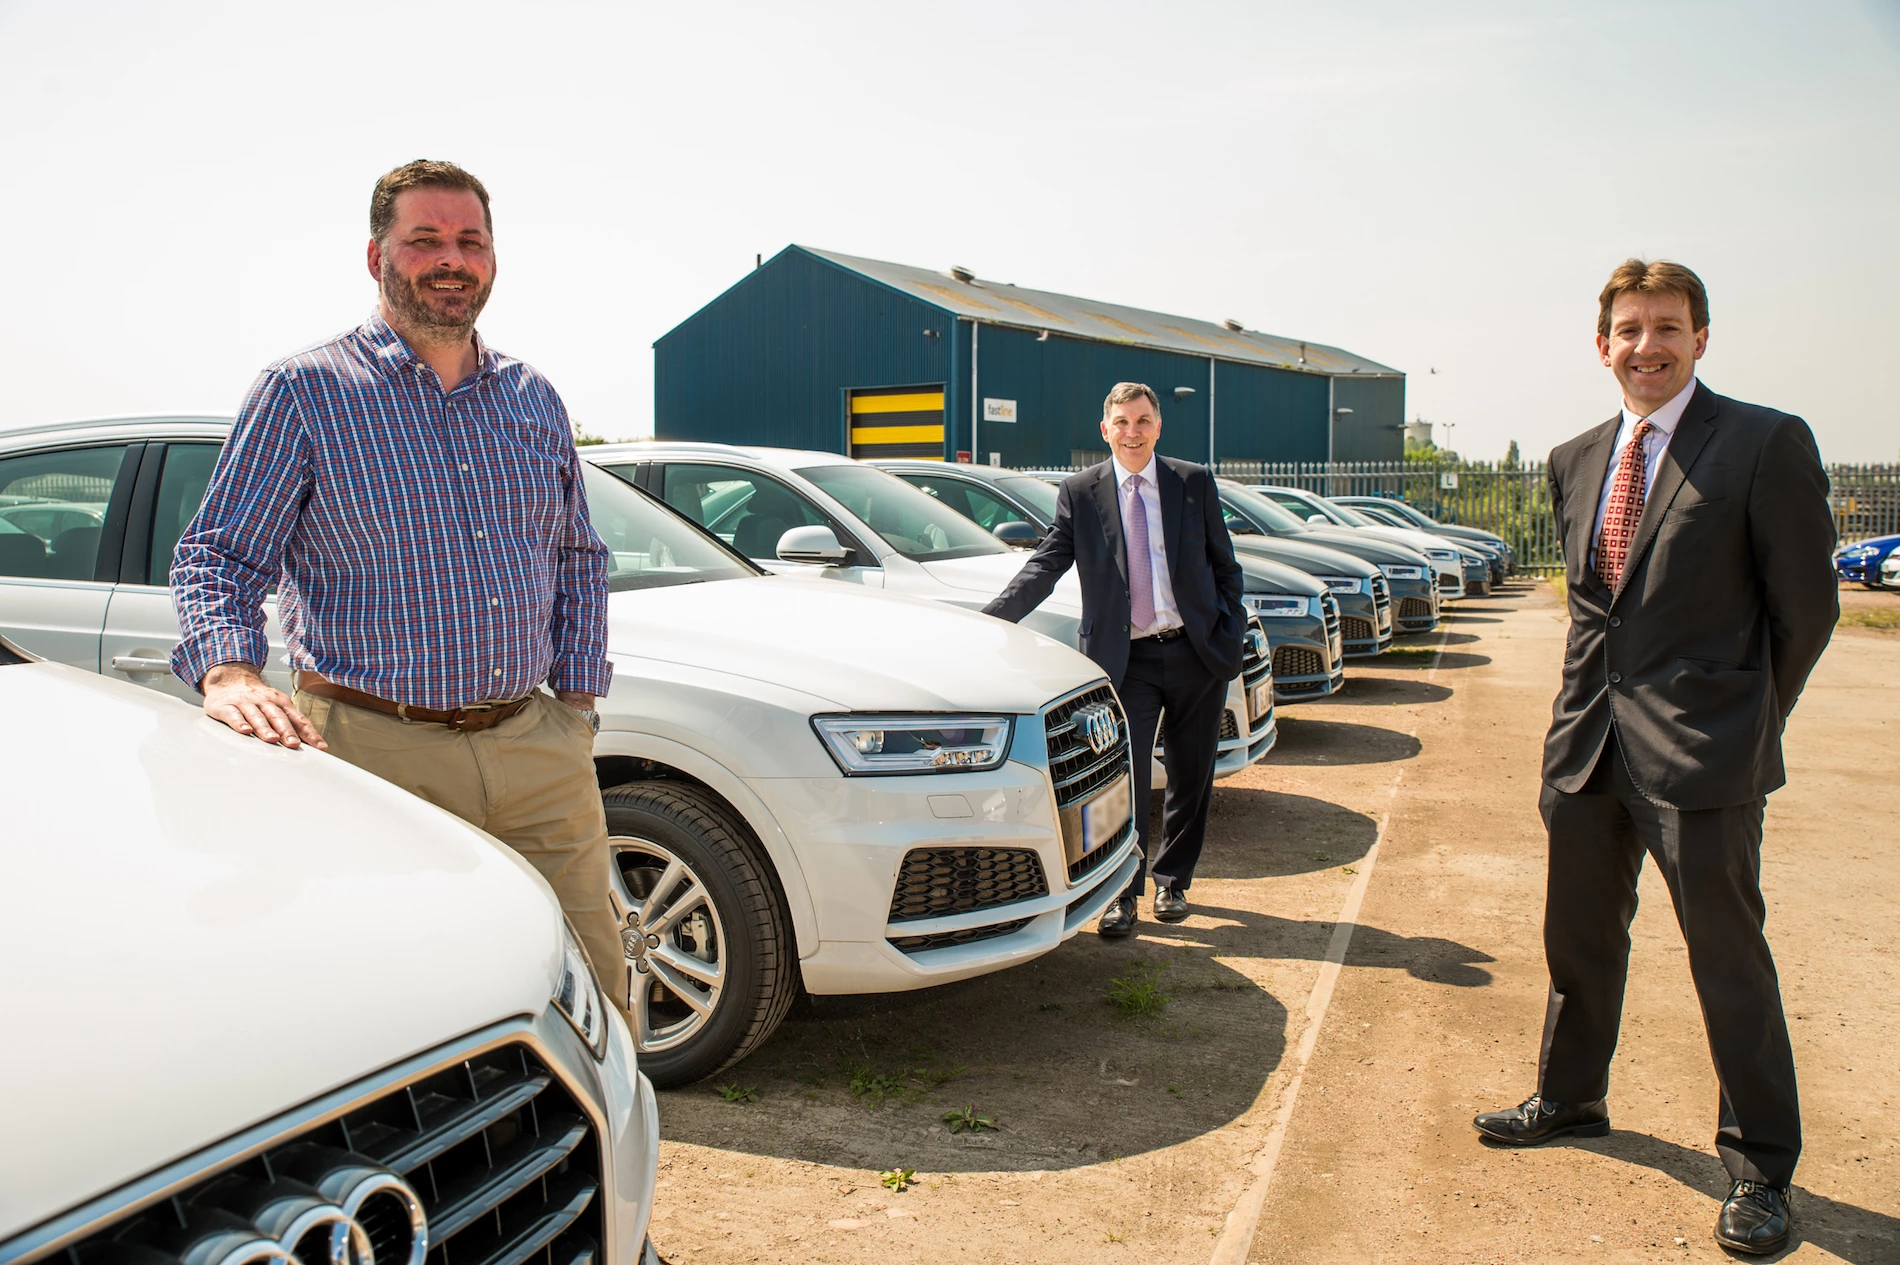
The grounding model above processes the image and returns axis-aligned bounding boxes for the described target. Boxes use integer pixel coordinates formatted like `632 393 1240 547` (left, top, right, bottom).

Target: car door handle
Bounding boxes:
111 655 172 673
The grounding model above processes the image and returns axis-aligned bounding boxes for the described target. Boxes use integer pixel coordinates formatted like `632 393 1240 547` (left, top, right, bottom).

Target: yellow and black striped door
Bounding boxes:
848 384 945 460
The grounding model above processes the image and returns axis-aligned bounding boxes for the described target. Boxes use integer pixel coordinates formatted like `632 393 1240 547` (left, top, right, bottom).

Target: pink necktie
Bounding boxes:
1597 420 1654 591
1125 475 1155 629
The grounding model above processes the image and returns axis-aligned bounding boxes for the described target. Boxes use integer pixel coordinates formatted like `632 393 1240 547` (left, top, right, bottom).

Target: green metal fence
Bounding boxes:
1219 460 1565 575
1033 459 1900 575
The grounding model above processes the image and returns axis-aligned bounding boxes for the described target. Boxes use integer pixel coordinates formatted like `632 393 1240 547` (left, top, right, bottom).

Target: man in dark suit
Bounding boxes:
984 382 1245 936
1473 260 1837 1255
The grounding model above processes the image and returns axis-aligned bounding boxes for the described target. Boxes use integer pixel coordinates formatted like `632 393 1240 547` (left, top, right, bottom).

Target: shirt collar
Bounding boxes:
1111 453 1159 489
360 310 500 384
1620 376 1698 439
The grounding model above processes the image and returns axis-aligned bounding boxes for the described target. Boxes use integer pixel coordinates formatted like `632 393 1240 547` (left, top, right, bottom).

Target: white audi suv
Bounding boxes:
0 644 661 1265
0 418 1147 1086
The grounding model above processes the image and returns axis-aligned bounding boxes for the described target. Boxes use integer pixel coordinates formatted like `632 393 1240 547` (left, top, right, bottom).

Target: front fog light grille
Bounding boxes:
1274 646 1326 680
888 847 1049 922
1340 615 1374 644
48 1043 602 1265
889 918 1032 953
1398 596 1435 622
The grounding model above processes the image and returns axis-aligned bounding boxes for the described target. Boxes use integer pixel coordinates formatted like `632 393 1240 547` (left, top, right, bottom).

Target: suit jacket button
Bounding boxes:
1609 616 1621 628
1609 672 1622 684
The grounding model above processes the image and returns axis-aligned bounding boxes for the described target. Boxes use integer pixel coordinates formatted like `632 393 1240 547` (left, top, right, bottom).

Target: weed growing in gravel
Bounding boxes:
1375 645 1441 663
941 1104 997 1134
1107 960 1170 1018
847 1061 967 1105
880 1167 916 1192
715 1084 757 1103
1841 607 1900 631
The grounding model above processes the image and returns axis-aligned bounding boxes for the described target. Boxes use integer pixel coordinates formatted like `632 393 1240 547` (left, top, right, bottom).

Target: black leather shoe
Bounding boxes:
1472 1094 1610 1145
1715 1180 1792 1255
1098 896 1138 939
1153 885 1189 923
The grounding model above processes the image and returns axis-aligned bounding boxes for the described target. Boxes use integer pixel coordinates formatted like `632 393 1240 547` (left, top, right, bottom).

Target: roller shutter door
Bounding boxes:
848 385 945 460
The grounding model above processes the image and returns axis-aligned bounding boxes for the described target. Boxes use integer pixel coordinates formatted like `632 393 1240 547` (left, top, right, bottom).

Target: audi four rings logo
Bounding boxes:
1075 702 1120 755
197 1157 428 1265
1246 627 1267 658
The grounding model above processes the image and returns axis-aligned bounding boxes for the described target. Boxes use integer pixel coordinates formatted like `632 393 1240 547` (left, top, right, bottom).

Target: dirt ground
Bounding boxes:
643 581 1900 1264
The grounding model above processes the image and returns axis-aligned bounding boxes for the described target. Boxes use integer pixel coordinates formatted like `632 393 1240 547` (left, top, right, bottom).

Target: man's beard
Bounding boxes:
382 264 492 341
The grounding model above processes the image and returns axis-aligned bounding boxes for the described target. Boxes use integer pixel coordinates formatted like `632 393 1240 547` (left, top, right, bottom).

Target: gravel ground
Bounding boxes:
643 581 1898 1264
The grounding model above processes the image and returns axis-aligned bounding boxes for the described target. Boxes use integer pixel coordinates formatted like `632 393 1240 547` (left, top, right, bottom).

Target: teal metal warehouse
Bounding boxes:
654 246 1404 466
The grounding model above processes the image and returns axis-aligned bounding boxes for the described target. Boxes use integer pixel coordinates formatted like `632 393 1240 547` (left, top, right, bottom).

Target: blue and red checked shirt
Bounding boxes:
171 313 614 709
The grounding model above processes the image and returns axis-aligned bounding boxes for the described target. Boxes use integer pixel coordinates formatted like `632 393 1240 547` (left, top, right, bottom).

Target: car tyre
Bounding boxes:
601 781 798 1088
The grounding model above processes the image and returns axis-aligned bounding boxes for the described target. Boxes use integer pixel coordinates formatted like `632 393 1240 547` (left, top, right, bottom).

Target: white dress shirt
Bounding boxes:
1588 376 1697 568
1113 455 1181 638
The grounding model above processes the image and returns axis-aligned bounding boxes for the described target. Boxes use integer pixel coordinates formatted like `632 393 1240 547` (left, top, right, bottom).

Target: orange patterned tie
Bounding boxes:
1596 420 1654 591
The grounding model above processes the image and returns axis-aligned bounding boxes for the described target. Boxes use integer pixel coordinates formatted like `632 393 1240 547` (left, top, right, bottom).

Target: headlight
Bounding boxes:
1245 593 1312 618
812 714 1013 775
1841 545 1879 559
1381 564 1426 580
552 918 609 1060
1315 576 1365 595
1425 548 1458 562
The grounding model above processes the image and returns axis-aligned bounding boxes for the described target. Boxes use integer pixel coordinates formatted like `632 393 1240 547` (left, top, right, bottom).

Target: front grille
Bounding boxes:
888 847 1048 922
1274 646 1326 680
1369 574 1389 606
1340 615 1374 644
1045 684 1132 811
889 918 1031 953
1398 596 1434 622
56 1043 602 1265
1320 592 1341 640
1068 837 1119 883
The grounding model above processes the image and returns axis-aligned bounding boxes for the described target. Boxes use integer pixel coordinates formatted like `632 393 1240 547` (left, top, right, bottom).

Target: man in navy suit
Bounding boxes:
984 382 1245 936
1473 261 1836 1255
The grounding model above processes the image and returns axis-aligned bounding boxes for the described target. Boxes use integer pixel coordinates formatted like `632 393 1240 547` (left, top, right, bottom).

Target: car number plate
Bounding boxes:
1377 607 1392 631
1082 775 1132 855
1329 633 1343 663
1248 679 1271 720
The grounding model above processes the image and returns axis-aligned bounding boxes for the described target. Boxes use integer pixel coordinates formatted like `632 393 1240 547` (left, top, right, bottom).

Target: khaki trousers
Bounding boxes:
296 688 630 1021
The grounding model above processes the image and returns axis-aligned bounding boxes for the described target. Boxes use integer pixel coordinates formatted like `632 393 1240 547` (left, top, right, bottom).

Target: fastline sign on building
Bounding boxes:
983 398 1018 424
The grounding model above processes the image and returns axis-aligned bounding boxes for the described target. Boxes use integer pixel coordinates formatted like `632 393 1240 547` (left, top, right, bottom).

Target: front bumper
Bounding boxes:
1387 576 1439 634
1263 613 1342 702
751 754 1141 996
1836 556 1885 584
1335 589 1394 657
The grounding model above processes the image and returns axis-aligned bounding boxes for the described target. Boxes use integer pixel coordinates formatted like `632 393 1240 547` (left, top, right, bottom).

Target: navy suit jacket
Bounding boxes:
982 457 1246 688
1543 383 1837 809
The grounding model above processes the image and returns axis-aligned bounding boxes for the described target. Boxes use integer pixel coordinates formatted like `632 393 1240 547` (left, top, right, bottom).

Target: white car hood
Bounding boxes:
917 553 1083 610
0 664 564 1239
605 576 1099 712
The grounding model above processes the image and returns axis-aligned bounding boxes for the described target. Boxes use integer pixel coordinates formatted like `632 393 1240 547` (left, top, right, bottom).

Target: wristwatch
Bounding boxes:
577 708 601 734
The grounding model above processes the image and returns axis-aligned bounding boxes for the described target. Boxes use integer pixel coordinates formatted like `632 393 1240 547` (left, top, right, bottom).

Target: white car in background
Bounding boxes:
0 417 1143 1087
0 645 659 1265
582 442 1276 778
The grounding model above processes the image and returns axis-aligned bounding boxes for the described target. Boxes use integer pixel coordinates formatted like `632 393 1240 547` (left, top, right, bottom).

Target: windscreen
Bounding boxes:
998 475 1060 524
1220 482 1314 533
580 463 761 591
797 463 1009 561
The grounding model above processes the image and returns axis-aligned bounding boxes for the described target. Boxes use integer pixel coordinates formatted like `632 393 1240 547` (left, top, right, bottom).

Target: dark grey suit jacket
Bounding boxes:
1544 382 1837 810
982 458 1246 688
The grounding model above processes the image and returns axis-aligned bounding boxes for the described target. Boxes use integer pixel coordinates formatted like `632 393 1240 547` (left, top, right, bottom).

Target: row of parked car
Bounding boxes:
1834 530 1900 589
0 416 1512 1265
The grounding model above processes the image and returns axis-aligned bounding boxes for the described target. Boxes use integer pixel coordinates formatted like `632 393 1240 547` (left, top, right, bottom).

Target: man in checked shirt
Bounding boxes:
169 159 628 1011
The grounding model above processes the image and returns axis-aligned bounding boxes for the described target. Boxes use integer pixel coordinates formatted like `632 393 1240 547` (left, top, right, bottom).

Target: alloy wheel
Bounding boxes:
607 836 728 1053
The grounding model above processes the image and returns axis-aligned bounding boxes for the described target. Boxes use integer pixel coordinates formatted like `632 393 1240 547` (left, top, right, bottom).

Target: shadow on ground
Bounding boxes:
1314 676 1454 707
1264 717 1423 765
1199 786 1379 877
1528 1132 1900 1263
1378 649 1492 670
657 905 1492 1173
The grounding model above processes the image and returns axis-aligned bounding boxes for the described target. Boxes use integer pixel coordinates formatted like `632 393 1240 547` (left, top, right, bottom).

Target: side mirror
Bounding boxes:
1307 514 1329 525
1224 514 1258 536
992 520 1042 547
777 525 850 566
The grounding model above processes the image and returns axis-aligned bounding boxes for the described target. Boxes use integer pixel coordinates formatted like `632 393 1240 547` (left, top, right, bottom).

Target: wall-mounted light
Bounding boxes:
1173 386 1197 400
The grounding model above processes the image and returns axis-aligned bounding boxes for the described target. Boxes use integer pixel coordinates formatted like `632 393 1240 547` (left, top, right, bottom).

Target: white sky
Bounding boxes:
3 0 1896 461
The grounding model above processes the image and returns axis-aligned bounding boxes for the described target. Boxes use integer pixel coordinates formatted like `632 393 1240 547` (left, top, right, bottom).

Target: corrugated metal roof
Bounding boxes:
797 246 1402 378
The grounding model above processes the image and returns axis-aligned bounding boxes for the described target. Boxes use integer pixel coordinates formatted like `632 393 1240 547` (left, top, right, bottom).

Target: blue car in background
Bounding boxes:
1834 534 1900 587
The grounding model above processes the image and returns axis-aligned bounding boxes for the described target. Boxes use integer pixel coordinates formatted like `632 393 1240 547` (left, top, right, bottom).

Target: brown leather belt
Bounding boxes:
295 671 532 733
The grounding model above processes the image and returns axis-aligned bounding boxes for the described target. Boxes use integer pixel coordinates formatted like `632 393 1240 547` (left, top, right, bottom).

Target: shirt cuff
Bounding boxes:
549 656 614 699
171 629 271 694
